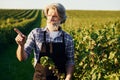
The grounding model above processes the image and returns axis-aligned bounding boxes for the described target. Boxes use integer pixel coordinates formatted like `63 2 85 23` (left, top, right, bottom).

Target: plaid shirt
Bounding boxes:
24 27 74 66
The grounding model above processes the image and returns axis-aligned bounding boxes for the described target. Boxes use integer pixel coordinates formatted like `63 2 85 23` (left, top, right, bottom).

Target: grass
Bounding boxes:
0 44 34 80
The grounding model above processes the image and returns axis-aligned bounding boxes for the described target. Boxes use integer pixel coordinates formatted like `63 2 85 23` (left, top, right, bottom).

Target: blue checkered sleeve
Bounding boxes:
24 29 36 57
64 33 75 65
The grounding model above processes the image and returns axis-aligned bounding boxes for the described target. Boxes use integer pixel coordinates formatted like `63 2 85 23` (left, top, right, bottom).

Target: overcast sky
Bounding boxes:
0 0 120 10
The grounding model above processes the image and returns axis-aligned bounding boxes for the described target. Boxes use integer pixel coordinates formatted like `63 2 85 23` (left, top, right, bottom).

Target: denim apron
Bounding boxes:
33 31 67 80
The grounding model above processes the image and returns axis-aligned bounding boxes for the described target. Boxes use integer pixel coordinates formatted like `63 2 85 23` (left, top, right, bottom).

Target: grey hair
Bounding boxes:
43 3 67 24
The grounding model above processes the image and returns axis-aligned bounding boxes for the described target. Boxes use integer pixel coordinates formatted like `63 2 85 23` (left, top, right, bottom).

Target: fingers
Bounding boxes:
14 28 25 37
15 33 26 46
14 28 26 46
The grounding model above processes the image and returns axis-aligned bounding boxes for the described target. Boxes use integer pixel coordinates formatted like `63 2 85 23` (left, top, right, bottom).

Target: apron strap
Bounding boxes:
44 30 65 54
62 31 65 44
44 31 46 43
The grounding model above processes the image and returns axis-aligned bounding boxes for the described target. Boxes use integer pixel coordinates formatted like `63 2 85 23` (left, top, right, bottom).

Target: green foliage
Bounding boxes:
39 56 65 79
0 9 41 51
64 20 120 79
40 56 55 68
61 10 120 79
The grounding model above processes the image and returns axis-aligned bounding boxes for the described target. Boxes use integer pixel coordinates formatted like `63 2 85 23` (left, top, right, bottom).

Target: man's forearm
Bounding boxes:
16 45 27 61
66 64 74 80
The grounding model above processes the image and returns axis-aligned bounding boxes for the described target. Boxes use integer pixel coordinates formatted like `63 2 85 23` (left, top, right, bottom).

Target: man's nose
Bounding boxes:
50 16 54 20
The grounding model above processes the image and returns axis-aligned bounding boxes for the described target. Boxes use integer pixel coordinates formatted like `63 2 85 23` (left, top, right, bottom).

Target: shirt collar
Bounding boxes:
42 26 47 31
43 26 62 31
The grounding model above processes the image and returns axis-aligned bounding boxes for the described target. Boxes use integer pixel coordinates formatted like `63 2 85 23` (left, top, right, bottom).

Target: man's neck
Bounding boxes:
47 26 61 32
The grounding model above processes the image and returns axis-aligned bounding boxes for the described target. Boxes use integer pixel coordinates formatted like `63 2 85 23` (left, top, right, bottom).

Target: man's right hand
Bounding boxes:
14 28 26 46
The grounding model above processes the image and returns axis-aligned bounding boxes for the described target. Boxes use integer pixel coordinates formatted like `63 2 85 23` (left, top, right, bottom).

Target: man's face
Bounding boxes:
46 8 60 27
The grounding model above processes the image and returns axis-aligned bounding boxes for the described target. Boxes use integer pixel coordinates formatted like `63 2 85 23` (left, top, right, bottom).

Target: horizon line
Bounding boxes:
0 8 120 11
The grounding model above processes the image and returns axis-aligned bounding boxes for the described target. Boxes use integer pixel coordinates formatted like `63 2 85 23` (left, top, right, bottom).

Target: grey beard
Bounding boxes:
52 23 60 30
53 23 60 27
